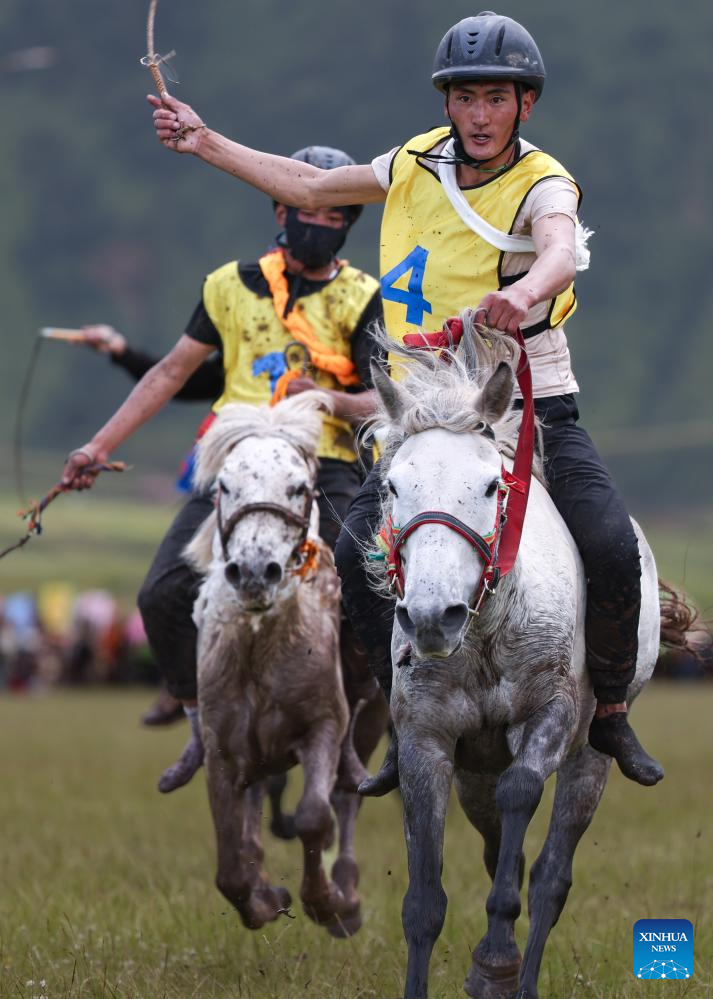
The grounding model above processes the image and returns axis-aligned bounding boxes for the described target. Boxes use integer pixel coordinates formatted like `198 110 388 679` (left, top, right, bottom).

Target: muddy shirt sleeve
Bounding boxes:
185 299 222 349
110 346 159 381
110 338 223 401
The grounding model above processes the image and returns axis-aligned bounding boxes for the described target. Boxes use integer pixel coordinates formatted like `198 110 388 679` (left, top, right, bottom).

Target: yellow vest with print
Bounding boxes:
380 126 580 362
203 261 379 462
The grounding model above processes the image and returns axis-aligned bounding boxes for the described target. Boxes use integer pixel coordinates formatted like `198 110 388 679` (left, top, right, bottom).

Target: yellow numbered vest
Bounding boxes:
380 126 581 351
203 259 379 463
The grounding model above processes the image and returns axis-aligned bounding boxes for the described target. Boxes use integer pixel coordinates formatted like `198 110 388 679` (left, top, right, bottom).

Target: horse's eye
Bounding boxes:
485 479 498 498
218 480 229 495
288 482 307 498
388 480 398 498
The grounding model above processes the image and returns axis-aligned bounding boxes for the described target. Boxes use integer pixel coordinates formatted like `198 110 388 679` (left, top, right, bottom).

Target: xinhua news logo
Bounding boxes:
633 919 693 979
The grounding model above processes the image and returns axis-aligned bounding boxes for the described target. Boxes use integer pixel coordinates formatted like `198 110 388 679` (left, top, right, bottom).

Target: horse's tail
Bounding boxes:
659 579 697 650
656 579 712 675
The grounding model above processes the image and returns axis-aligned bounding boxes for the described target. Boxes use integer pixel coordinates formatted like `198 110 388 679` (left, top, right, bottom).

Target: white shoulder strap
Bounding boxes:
436 138 591 270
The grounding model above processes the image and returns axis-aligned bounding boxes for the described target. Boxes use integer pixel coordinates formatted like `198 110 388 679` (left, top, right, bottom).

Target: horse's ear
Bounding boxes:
479 361 514 424
370 360 412 421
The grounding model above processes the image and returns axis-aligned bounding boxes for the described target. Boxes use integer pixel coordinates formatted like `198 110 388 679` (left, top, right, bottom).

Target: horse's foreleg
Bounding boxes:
336 622 390 790
400 732 454 999
295 722 345 926
326 786 363 937
326 665 389 937
455 772 525 888
205 748 288 930
204 748 251 920
241 782 293 925
516 745 610 999
267 773 297 840
468 697 575 999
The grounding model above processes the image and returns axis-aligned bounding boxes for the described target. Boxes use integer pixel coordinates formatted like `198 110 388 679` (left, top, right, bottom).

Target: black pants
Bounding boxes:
138 458 363 700
334 395 641 705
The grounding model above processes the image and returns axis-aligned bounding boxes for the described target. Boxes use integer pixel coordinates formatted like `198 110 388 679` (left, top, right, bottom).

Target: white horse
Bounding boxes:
185 394 370 935
367 323 673 999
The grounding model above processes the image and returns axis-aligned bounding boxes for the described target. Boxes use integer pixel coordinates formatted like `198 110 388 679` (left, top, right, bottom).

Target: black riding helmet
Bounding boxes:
289 146 363 224
432 12 546 99
430 13 546 170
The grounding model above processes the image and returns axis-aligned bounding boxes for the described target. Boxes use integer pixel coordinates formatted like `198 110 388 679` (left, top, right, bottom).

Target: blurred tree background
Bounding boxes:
1 0 712 507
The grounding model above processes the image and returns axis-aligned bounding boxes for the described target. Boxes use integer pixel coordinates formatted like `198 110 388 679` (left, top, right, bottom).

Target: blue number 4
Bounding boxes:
380 246 432 326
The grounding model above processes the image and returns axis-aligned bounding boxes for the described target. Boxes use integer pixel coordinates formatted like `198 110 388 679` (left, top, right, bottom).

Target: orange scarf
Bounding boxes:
259 250 361 388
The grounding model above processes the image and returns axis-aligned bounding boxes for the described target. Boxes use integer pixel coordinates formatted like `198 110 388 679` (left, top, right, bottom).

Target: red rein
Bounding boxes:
383 320 534 613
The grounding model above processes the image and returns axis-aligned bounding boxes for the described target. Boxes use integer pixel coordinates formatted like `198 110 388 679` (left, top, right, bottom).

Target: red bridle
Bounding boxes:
380 319 534 615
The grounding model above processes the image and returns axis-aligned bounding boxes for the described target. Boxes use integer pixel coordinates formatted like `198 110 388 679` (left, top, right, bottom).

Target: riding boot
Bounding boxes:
585 598 663 786
141 687 185 727
588 709 663 785
158 705 205 793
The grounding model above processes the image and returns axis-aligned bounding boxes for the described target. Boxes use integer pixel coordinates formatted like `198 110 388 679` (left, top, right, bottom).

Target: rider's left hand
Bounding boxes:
285 377 318 396
475 287 532 336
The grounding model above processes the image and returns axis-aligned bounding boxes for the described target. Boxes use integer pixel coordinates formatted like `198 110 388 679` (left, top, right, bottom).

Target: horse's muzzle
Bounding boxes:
395 599 469 658
224 559 284 607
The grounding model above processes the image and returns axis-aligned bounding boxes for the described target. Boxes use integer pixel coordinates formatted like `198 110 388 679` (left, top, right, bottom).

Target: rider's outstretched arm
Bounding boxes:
147 94 386 210
62 335 214 488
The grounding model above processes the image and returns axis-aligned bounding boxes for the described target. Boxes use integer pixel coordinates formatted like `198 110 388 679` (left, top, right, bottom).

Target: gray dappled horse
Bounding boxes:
185 394 384 936
368 321 688 998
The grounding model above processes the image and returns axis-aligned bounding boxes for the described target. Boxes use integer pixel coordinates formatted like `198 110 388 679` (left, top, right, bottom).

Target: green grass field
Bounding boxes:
0 687 711 998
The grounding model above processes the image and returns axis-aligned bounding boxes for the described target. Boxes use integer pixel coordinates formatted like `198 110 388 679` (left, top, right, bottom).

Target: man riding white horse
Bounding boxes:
61 146 384 790
146 9 662 790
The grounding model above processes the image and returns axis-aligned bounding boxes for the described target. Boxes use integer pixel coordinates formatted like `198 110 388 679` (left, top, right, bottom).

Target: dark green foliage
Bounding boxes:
2 0 711 506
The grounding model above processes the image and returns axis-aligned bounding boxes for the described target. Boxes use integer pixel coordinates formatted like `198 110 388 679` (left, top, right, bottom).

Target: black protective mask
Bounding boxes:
282 208 349 269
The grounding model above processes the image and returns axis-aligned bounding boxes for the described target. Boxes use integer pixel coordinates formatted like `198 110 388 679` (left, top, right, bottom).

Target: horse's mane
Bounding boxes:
369 309 543 477
192 392 331 492
364 310 544 597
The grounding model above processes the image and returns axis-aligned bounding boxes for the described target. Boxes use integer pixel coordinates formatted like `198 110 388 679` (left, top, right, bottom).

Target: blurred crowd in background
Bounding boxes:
0 585 157 693
2 583 710 694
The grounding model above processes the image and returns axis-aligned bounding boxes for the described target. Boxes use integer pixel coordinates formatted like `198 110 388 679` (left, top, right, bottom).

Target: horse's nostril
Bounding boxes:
224 562 241 586
396 604 415 637
264 561 283 585
442 603 469 634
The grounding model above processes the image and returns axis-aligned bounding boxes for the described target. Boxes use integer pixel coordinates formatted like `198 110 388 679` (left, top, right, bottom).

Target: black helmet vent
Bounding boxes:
466 30 480 55
445 30 454 60
494 26 505 56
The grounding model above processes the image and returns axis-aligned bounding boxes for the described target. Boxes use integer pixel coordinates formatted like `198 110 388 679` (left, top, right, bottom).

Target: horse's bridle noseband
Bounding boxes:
374 319 535 616
216 496 316 565
380 468 523 614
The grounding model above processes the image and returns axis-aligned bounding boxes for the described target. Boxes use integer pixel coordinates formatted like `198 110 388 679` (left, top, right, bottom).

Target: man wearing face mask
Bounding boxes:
61 145 383 792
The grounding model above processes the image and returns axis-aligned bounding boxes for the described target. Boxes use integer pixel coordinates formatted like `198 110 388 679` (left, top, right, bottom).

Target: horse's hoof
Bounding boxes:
270 814 297 840
233 885 292 930
325 904 362 938
302 883 346 926
273 885 293 912
464 957 521 999
331 855 359 894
